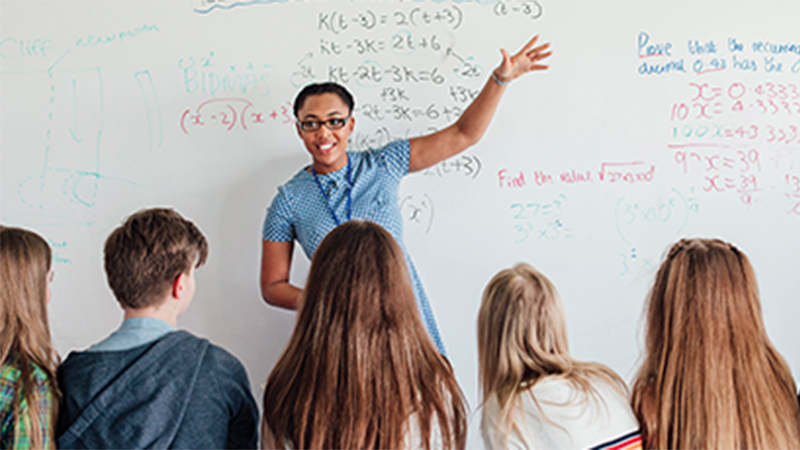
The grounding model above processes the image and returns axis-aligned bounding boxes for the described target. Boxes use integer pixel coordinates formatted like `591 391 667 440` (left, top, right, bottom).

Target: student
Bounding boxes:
631 238 800 449
478 263 641 449
260 36 553 354
1 226 60 449
262 220 467 449
56 208 259 449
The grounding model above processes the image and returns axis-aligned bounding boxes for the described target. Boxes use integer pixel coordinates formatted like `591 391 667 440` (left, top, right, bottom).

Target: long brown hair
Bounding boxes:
262 221 467 449
631 238 800 449
0 226 60 448
478 263 629 447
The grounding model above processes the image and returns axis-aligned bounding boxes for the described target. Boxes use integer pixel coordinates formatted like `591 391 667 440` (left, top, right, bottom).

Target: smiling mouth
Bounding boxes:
318 142 336 153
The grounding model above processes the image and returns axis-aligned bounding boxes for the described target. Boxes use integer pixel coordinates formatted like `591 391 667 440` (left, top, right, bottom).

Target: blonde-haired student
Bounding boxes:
478 263 641 449
1 226 60 449
631 238 800 449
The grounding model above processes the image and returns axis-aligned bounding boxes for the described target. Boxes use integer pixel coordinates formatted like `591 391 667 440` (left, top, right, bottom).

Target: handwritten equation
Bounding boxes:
615 187 700 275
317 6 464 34
509 194 576 244
492 1 543 21
180 98 293 134
670 81 800 124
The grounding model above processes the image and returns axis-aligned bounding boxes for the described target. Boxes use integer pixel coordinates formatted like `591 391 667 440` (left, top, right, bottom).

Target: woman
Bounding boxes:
478 263 641 449
631 238 800 449
260 36 552 354
1 226 60 449
262 221 467 449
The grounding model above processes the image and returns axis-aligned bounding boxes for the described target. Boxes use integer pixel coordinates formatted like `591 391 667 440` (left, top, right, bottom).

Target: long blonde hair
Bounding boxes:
0 226 59 448
631 238 800 449
263 221 467 449
478 263 628 446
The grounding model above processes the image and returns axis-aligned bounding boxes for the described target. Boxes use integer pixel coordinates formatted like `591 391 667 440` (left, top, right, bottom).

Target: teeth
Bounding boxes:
319 143 335 151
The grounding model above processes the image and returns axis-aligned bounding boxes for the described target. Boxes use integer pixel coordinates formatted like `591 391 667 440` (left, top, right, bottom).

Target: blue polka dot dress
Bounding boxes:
263 139 446 354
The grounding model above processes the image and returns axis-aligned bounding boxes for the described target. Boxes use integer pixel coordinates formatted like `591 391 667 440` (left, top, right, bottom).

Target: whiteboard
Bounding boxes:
2 1 798 446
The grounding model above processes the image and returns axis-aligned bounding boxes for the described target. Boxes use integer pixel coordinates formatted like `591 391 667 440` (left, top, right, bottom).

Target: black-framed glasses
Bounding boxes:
297 116 350 132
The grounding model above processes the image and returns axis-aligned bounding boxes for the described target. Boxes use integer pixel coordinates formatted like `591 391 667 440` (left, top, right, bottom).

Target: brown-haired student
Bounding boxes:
56 208 259 449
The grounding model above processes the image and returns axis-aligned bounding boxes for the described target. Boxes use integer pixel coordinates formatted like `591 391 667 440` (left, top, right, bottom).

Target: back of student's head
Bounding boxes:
0 225 59 448
478 263 627 440
104 208 208 310
632 238 800 449
263 220 466 450
478 263 570 401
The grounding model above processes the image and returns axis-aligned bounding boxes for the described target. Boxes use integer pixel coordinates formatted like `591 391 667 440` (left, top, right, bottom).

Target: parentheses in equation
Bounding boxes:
493 2 508 16
225 104 237 131
422 193 435 234
240 103 252 130
670 188 690 235
529 0 544 19
614 197 633 246
409 7 420 27
330 11 340 35
472 155 482 179
451 5 463 29
364 9 376 29
180 109 192 134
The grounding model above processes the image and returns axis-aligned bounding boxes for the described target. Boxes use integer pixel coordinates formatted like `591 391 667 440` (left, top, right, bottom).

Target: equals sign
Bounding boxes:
412 110 423 116
380 15 387 24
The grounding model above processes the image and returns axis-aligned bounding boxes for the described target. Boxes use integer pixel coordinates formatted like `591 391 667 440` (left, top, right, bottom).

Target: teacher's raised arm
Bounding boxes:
408 35 551 172
260 35 551 354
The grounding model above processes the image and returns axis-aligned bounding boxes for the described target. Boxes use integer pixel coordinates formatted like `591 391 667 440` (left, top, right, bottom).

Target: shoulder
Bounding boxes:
200 343 252 392
205 344 246 372
279 167 314 195
354 139 410 178
369 139 409 159
267 168 315 213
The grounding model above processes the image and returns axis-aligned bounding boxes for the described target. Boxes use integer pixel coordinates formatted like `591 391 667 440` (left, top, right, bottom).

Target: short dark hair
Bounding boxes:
104 208 208 309
293 82 355 118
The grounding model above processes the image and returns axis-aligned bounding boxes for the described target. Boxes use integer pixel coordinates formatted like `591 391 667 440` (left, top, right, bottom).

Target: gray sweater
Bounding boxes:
57 330 259 449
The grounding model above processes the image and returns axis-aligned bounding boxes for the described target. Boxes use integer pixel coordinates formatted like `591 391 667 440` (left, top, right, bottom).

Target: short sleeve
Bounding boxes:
375 139 410 180
262 187 294 242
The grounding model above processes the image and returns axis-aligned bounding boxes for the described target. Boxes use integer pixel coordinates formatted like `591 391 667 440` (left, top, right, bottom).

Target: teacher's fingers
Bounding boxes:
515 35 541 57
526 43 552 61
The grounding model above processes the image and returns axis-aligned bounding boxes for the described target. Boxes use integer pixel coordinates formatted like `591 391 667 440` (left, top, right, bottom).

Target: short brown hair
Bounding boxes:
104 208 208 309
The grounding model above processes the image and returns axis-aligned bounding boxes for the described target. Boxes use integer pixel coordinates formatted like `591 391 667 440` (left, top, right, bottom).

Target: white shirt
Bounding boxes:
481 376 640 449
